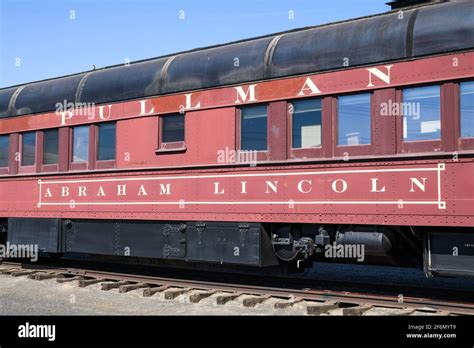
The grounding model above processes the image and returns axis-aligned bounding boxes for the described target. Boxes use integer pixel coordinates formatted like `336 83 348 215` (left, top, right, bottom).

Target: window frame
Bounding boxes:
95 122 116 169
288 97 325 160
236 104 269 162
18 131 37 174
396 83 445 154
0 134 10 175
334 92 375 157
39 129 60 173
69 125 93 171
457 79 474 151
156 113 187 154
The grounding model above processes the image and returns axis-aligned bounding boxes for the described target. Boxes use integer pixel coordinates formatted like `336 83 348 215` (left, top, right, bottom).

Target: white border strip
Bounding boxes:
437 163 446 209
38 200 442 206
37 164 446 209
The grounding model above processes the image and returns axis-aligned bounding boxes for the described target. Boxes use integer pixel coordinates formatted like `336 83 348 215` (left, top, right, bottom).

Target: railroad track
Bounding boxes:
1 260 473 316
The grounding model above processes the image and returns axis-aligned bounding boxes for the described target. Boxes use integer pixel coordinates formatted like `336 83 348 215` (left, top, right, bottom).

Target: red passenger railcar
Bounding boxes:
0 0 473 277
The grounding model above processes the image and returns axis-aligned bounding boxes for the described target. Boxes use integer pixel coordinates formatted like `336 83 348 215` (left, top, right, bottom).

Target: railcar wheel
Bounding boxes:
272 225 302 262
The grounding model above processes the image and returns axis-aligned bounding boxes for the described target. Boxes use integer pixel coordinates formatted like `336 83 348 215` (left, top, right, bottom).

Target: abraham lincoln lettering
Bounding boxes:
41 176 428 200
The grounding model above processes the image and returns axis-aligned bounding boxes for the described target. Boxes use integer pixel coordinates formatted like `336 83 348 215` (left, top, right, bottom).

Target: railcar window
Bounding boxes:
72 126 89 162
461 81 474 138
98 123 116 161
240 104 267 151
162 114 185 143
403 86 440 141
291 99 322 149
0 135 9 167
337 94 371 146
21 132 36 166
43 129 59 165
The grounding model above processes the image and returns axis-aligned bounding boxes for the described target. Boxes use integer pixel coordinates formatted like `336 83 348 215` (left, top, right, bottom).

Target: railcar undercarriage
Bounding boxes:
2 217 473 279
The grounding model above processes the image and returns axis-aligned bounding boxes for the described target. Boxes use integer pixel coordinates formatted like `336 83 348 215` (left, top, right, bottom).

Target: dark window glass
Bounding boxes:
72 126 89 162
98 123 116 161
21 132 36 166
403 86 440 141
241 104 267 151
292 99 322 149
162 114 185 143
338 94 371 145
43 129 59 165
461 81 474 138
0 135 9 168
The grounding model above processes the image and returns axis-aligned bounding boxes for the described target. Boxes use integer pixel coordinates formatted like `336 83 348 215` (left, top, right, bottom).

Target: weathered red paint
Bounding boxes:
0 51 473 230
268 101 287 161
0 159 472 227
116 107 237 169
374 88 397 156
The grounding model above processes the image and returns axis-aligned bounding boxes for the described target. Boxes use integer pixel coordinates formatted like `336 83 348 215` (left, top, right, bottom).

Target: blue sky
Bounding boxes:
0 0 389 88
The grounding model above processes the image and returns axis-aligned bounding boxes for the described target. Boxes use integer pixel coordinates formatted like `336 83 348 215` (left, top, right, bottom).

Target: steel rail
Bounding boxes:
1 261 473 315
